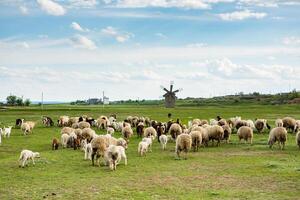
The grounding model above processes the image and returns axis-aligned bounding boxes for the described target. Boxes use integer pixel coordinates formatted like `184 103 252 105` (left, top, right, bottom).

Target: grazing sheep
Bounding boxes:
255 119 269 133
222 124 232 143
218 119 227 126
58 116 69 127
3 126 12 138
169 123 182 140
268 127 287 150
78 121 90 129
74 128 83 138
136 122 145 138
117 138 128 149
138 141 148 156
175 133 192 159
18 150 40 168
42 116 54 127
132 116 139 127
122 126 133 142
206 125 224 146
91 136 109 166
52 138 59 150
237 126 253 144
294 120 300 133
61 133 70 148
82 128 97 143
143 127 157 139
282 117 296 132
21 122 31 135
96 116 109 129
156 123 166 142
61 127 74 135
71 123 79 129
105 145 127 171
235 120 248 130
275 119 284 127
107 127 115 135
190 131 202 152
191 126 208 147
159 135 168 150
246 120 255 130
296 131 300 149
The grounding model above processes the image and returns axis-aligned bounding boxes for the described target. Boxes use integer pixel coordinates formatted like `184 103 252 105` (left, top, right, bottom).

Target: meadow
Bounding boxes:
0 104 300 200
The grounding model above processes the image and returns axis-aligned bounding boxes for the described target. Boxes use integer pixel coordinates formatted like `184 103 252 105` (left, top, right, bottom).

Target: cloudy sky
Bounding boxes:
0 0 300 102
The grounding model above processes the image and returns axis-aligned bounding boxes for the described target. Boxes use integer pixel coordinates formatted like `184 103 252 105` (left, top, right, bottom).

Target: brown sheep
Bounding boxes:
237 126 253 144
175 134 192 159
91 136 109 166
282 117 296 132
169 123 182 140
222 124 232 143
52 138 59 150
206 125 224 146
122 126 133 143
268 127 287 150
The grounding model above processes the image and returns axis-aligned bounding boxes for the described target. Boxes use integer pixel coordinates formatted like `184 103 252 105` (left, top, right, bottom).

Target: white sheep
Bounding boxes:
18 149 40 168
138 141 149 156
107 127 115 135
268 127 287 150
82 140 92 160
21 122 31 135
105 145 127 170
61 133 70 148
2 126 12 138
159 135 168 150
275 119 284 127
237 126 253 144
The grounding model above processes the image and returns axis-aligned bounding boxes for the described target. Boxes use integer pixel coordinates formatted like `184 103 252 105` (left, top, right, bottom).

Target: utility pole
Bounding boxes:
41 92 44 110
102 91 104 108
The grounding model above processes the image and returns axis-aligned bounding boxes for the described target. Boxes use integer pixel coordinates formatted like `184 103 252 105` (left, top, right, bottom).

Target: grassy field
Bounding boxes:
0 104 300 200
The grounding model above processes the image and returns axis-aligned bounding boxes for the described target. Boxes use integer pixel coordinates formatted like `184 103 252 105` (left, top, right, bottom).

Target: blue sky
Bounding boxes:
0 0 300 101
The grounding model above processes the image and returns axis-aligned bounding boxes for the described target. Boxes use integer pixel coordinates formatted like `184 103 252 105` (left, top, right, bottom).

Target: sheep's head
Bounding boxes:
268 137 274 147
34 152 40 158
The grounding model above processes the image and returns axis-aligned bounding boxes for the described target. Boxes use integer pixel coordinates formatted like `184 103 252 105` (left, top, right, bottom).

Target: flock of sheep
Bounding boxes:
1 115 300 170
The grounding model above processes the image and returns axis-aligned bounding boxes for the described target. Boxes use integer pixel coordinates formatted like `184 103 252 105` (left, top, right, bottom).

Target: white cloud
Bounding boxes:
37 0 66 16
103 0 211 9
70 35 97 49
101 26 134 43
282 37 300 46
70 22 89 32
68 0 98 8
21 42 30 49
218 9 267 21
19 5 29 15
155 33 167 39
186 43 207 48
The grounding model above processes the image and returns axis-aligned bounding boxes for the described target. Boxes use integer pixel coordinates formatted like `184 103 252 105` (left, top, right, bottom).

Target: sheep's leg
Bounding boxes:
32 157 35 165
91 152 96 166
21 159 26 167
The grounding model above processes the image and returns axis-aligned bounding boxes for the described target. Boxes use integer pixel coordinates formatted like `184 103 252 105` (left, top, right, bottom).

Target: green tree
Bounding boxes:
16 97 23 106
6 95 17 105
24 99 31 106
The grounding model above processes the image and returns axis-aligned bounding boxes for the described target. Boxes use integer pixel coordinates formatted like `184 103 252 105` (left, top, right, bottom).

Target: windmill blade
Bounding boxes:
163 88 169 93
173 88 183 93
173 89 179 93
170 83 173 92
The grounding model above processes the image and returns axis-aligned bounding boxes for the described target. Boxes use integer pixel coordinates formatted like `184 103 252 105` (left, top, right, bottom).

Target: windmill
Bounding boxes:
160 81 182 108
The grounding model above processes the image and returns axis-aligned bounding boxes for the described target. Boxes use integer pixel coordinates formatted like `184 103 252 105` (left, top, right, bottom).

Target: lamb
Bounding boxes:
104 145 127 170
169 123 182 140
190 131 202 152
282 117 296 132
143 127 157 139
275 119 284 127
206 125 224 146
222 124 232 143
159 134 168 150
52 138 59 150
91 136 109 166
82 140 92 160
18 150 40 168
175 133 192 159
237 126 253 144
117 138 128 149
268 127 287 150
136 122 145 138
61 133 70 148
58 116 69 127
296 131 300 149
78 121 90 129
107 127 115 135
138 141 149 156
122 126 133 142
3 126 12 138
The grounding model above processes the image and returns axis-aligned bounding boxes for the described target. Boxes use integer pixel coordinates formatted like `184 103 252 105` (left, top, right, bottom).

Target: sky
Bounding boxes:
0 0 300 102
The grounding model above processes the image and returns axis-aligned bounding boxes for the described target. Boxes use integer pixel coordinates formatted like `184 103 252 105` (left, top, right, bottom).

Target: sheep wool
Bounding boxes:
268 127 287 150
175 133 192 159
237 126 253 144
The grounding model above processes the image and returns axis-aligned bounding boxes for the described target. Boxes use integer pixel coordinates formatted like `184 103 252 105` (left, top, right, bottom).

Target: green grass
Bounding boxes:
0 104 300 199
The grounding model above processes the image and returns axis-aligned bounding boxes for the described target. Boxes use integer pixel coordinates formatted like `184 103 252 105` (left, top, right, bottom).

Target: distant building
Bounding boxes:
103 96 109 105
87 98 102 105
